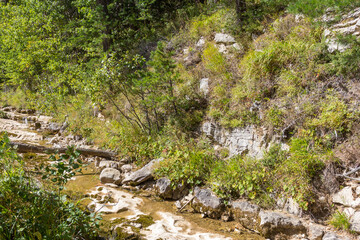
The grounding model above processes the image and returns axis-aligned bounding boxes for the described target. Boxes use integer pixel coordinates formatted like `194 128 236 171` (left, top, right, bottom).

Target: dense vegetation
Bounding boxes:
1 0 360 233
0 133 100 239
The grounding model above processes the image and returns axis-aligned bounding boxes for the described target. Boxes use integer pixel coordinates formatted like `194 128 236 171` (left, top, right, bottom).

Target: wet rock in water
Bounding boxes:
259 210 306 238
154 177 188 200
191 187 225 219
100 168 122 185
122 158 163 186
230 200 261 231
308 223 325 240
98 160 120 170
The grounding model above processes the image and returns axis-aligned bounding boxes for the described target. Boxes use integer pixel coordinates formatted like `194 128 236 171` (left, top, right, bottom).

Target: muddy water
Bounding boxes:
0 110 263 240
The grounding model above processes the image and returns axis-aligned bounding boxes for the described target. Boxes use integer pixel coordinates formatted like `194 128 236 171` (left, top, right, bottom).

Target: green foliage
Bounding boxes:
288 0 360 18
210 157 270 201
0 133 100 239
308 90 352 133
155 140 218 187
329 211 351 230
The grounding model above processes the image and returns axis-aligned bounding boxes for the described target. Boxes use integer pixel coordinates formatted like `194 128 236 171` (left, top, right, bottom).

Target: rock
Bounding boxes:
122 158 163 186
191 187 224 219
184 50 201 66
232 43 243 52
322 232 342 240
308 223 325 240
216 43 227 53
230 200 261 231
121 164 132 173
34 122 41 130
356 186 360 195
324 8 360 52
201 121 268 158
98 160 120 170
350 211 360 233
332 186 360 208
196 36 206 49
214 33 236 44
100 168 122 185
278 197 303 217
48 122 61 133
344 207 355 218
199 78 209 95
259 210 306 238
154 177 188 200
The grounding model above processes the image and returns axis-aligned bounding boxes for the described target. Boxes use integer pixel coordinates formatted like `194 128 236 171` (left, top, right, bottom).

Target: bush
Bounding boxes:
0 133 100 239
329 211 350 230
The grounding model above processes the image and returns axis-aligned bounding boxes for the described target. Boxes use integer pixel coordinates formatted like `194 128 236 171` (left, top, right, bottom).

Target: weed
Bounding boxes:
329 211 350 230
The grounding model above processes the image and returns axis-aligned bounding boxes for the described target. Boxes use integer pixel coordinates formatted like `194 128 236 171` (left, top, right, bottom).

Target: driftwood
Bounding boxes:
336 166 360 182
9 141 116 159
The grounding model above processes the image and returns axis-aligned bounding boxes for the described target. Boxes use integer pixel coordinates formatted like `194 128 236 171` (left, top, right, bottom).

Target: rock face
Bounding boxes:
214 33 236 44
322 232 343 240
122 158 163 186
191 187 224 219
259 210 306 238
201 121 268 158
154 177 188 200
230 200 261 231
277 197 303 217
324 8 360 52
100 168 122 185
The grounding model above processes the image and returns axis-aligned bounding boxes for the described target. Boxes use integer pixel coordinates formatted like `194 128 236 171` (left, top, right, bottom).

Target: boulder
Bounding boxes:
259 210 306 238
278 197 303 217
230 200 261 231
100 168 122 185
308 223 325 240
122 158 163 186
191 187 224 219
350 211 360 234
154 177 188 200
214 33 236 44
98 160 120 170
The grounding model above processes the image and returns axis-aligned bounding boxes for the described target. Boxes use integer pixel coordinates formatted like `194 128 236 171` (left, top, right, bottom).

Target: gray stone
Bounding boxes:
196 36 206 49
322 232 342 240
230 200 261 231
259 210 306 238
332 186 360 208
350 211 360 233
100 168 122 185
279 197 303 217
199 78 209 95
356 186 360 196
308 223 325 240
121 164 133 173
214 33 236 44
155 177 187 200
122 158 163 186
191 187 224 219
98 160 120 170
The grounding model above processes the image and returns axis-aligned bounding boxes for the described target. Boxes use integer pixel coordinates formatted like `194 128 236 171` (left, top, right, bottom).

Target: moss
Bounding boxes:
133 215 155 229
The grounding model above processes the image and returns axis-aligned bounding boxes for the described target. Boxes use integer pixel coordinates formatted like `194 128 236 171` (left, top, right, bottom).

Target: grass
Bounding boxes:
329 211 350 230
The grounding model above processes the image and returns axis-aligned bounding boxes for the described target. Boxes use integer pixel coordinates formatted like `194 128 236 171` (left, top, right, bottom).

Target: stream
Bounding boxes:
0 108 263 240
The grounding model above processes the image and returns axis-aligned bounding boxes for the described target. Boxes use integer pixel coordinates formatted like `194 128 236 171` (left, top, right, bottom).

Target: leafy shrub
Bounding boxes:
155 143 217 187
0 133 100 239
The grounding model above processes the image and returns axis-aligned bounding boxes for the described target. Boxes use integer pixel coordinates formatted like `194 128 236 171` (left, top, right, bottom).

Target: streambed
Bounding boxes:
0 109 263 240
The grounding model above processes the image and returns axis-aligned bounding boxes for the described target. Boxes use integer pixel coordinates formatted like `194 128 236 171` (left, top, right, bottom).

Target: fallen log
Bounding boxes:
9 141 116 159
